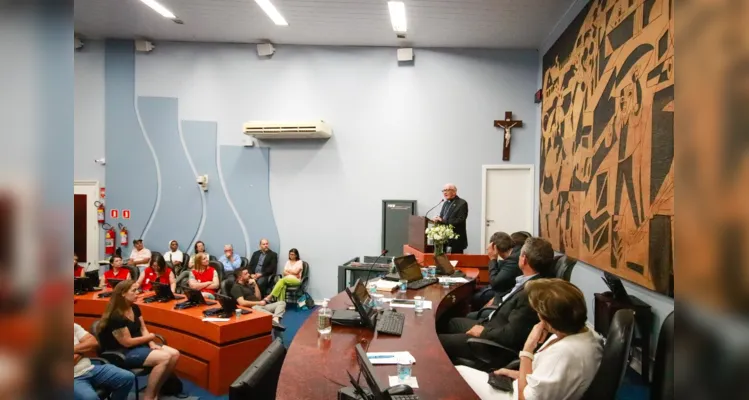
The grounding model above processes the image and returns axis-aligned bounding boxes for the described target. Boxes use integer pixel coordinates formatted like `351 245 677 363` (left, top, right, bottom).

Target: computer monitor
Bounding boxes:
392 255 423 282
216 293 238 313
355 343 388 400
152 281 176 301
182 287 217 306
345 279 376 328
433 255 455 275
85 271 101 290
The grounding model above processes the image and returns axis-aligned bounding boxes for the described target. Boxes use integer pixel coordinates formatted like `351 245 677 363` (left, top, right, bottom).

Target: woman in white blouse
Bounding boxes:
456 278 603 400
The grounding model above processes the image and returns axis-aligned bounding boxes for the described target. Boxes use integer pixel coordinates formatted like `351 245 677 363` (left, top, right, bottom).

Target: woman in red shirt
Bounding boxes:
136 255 176 293
74 252 85 278
188 253 219 299
100 255 131 289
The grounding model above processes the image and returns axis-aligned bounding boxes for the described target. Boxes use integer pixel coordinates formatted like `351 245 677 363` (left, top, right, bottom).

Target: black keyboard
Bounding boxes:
391 395 420 400
376 310 405 336
97 292 113 298
202 307 224 316
142 296 158 303
408 278 438 290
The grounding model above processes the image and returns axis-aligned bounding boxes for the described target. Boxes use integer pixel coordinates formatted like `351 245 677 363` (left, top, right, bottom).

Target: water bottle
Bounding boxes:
317 298 332 334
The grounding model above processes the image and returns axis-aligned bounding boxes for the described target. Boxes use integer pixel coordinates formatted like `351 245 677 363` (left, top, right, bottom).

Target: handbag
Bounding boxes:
160 373 187 397
487 373 514 392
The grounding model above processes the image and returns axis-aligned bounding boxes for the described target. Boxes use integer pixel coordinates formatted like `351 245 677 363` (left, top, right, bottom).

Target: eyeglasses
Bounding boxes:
441 189 455 193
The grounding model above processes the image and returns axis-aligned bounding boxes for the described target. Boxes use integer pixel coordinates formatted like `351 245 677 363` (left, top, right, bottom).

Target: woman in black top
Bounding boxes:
97 280 180 400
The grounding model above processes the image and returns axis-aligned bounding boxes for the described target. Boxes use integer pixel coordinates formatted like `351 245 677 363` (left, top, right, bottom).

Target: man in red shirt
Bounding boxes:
100 255 131 289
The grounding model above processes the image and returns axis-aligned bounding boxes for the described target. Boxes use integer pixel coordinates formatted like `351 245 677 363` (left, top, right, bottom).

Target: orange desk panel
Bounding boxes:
404 244 490 284
74 292 273 395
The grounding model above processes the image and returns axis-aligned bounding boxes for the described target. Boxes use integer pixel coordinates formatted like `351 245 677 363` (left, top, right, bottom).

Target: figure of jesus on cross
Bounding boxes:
493 111 523 161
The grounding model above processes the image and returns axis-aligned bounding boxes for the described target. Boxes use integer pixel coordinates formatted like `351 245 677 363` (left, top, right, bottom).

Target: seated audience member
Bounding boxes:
471 232 522 310
74 323 134 400
248 238 278 296
101 255 131 289
438 237 554 367
265 248 303 302
189 253 219 298
135 255 176 293
74 252 85 278
456 279 603 400
96 280 180 400
231 269 286 330
163 240 184 272
188 240 210 268
218 244 241 273
127 239 152 274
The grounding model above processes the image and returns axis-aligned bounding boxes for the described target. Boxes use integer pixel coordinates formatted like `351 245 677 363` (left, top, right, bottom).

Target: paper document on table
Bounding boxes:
202 317 230 322
438 277 469 283
388 300 432 309
374 280 399 292
389 376 419 388
367 351 416 365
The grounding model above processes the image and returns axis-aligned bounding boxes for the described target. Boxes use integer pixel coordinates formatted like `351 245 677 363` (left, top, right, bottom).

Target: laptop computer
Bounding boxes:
332 279 375 327
433 255 466 277
354 344 418 400
383 255 422 283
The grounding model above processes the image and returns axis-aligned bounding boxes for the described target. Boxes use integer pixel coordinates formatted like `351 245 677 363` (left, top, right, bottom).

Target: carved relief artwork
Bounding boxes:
540 0 674 296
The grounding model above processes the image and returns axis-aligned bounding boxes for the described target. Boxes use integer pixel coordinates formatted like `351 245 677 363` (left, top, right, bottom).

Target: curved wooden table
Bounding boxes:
277 270 481 400
74 292 273 395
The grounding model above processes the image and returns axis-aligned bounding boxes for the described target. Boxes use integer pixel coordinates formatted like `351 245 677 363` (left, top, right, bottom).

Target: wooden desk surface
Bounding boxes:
277 271 481 400
74 291 273 395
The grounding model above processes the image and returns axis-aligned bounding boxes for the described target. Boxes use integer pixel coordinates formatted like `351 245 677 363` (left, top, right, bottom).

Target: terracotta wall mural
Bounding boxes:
540 0 674 296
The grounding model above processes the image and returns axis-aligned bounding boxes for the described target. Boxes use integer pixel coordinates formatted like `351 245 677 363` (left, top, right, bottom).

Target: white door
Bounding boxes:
481 165 534 249
74 181 100 270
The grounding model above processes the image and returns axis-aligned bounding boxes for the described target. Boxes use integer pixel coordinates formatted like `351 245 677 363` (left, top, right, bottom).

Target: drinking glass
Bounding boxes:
397 357 413 382
399 279 408 292
414 296 424 314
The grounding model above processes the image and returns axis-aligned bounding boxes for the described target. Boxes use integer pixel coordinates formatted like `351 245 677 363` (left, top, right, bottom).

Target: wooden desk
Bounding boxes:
277 270 481 400
74 292 273 396
404 244 491 284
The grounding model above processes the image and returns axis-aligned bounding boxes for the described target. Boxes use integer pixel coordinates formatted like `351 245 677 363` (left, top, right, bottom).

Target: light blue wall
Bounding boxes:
538 0 674 361
75 41 540 299
75 39 105 184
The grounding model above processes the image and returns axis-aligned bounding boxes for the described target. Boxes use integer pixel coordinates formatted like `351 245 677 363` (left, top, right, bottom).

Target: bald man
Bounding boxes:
433 183 469 253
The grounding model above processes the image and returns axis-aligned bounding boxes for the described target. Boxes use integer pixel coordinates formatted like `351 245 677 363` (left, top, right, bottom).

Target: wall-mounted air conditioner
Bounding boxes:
242 120 332 139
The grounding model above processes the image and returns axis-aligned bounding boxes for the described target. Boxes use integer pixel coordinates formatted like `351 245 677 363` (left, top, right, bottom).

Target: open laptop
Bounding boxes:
383 255 423 283
174 287 217 309
433 255 466 278
332 279 375 327
355 344 418 400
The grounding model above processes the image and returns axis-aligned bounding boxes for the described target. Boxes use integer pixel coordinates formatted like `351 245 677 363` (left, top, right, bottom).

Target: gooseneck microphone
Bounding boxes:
425 199 445 219
362 249 389 291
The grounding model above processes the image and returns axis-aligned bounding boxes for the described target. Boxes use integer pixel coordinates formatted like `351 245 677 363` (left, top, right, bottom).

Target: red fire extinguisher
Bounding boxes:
119 223 128 247
95 201 105 224
104 223 115 255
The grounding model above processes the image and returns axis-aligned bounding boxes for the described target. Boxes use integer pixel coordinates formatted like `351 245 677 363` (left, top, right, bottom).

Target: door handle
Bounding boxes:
486 219 494 222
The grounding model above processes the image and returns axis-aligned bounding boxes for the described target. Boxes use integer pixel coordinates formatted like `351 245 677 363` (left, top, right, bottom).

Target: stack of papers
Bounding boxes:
366 351 416 365
202 317 230 322
385 299 433 309
438 276 469 284
374 280 399 292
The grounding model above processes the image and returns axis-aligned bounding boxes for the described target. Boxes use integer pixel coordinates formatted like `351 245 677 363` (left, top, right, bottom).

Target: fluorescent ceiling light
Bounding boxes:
140 0 177 19
254 0 289 26
388 1 407 33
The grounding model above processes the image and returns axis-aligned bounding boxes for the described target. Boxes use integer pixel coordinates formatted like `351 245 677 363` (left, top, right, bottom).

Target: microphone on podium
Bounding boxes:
425 199 444 219
362 249 389 291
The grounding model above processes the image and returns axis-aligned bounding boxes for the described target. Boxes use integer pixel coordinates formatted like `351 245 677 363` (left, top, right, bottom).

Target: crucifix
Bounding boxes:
493 111 523 161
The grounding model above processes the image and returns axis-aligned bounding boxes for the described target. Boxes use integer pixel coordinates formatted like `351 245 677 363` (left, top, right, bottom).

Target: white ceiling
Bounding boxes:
74 0 576 49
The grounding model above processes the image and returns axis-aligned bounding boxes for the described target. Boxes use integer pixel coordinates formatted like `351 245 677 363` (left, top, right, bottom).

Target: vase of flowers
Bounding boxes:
425 224 459 257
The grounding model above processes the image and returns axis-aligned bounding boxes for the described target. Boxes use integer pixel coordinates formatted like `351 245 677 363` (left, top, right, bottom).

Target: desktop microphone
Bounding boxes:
362 249 389 290
424 199 444 218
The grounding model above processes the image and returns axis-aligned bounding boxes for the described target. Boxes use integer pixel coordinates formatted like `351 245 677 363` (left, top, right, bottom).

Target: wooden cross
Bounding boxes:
493 111 523 161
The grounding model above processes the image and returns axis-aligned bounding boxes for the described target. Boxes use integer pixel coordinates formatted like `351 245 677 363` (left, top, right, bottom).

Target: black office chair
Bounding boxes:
229 338 286 400
209 260 225 283
651 312 674 400
209 254 217 262
125 265 139 282
221 279 236 296
90 320 168 400
279 261 310 304
240 256 250 270
549 254 577 281
581 309 635 400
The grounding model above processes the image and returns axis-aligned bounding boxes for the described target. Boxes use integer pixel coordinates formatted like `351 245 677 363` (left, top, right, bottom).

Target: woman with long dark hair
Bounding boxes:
188 240 209 268
264 248 303 302
135 255 176 293
97 280 180 400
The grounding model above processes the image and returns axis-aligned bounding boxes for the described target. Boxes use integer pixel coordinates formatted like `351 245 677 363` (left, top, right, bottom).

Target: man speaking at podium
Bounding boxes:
434 183 469 253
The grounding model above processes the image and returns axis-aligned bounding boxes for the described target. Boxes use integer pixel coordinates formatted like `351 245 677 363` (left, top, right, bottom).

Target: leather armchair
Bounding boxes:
221 279 236 297
549 254 577 281
581 309 635 400
651 312 674 400
462 338 519 372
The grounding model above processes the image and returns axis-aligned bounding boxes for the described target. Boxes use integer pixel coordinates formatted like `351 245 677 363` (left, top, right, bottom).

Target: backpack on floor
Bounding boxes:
297 292 315 310
160 373 187 398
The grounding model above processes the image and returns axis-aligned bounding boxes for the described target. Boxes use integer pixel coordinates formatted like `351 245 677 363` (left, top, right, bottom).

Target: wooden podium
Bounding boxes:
408 215 434 253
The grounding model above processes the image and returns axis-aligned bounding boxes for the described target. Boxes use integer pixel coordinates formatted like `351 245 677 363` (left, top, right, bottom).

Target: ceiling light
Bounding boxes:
388 1 407 33
139 0 177 19
254 0 289 26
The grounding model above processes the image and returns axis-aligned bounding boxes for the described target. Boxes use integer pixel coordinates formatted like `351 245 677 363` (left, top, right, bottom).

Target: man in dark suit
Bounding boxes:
438 237 554 366
248 238 278 296
434 183 469 253
470 231 523 311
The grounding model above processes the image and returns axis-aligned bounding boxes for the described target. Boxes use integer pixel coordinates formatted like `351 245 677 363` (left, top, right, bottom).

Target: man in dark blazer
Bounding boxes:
470 231 523 311
438 237 554 367
434 183 469 253
248 238 278 296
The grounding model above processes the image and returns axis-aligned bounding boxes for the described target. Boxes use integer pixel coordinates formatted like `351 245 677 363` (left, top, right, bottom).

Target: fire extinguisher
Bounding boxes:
104 223 115 255
95 201 105 224
119 223 128 247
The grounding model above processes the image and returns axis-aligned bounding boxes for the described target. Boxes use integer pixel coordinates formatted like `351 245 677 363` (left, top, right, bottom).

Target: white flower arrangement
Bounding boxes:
425 224 459 244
